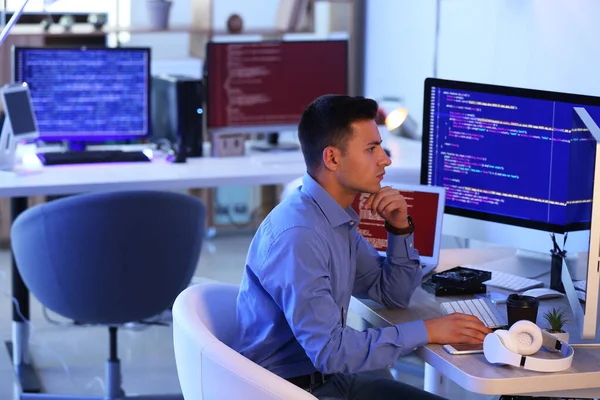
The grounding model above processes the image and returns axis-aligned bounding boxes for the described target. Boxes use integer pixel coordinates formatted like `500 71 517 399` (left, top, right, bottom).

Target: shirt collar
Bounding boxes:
300 173 360 228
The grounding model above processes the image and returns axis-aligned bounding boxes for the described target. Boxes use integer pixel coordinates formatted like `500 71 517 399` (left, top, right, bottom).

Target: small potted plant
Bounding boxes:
543 307 569 347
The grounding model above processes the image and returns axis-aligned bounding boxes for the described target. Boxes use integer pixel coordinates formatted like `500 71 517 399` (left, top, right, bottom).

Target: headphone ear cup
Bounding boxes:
509 320 543 356
494 329 519 353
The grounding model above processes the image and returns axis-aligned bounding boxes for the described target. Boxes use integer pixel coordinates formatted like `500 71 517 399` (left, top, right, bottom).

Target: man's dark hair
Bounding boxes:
298 94 378 173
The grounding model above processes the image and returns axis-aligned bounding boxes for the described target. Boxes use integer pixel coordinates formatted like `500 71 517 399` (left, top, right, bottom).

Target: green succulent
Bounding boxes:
543 307 568 333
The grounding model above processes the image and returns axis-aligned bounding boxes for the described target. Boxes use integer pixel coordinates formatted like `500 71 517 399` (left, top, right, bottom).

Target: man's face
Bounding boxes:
335 119 391 194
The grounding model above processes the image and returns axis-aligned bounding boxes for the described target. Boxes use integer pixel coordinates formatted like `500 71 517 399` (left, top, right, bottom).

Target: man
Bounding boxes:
233 95 491 399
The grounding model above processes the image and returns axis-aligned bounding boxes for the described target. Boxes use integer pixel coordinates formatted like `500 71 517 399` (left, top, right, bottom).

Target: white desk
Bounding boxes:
350 247 600 398
0 136 421 393
0 136 421 197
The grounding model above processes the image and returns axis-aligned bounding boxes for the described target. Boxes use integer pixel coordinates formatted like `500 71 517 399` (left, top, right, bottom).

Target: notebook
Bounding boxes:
350 182 446 276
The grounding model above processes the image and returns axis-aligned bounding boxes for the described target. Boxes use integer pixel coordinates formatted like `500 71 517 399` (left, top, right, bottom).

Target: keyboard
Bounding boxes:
467 265 544 292
39 150 151 165
574 280 587 292
440 298 505 329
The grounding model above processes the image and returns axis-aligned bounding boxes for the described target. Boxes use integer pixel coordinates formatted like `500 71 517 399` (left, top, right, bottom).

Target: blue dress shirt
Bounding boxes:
233 173 429 379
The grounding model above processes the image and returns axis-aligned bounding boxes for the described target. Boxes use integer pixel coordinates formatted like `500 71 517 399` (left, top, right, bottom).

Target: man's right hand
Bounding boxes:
424 313 492 344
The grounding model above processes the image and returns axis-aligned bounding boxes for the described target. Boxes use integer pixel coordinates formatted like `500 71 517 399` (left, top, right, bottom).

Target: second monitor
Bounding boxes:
204 39 348 136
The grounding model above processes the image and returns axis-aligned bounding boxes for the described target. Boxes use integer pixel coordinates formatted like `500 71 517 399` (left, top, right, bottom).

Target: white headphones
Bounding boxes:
483 320 574 372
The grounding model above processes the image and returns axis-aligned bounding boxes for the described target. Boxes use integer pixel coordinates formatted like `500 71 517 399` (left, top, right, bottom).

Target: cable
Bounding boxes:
0 270 174 395
42 305 79 327
0 269 79 390
86 376 107 394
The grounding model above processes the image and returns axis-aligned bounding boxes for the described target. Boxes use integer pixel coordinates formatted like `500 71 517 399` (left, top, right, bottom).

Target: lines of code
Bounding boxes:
426 85 599 227
350 190 440 257
14 48 149 140
207 41 347 129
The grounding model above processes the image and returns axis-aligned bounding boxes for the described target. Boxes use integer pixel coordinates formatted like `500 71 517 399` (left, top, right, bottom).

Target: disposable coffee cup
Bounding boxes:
506 294 539 328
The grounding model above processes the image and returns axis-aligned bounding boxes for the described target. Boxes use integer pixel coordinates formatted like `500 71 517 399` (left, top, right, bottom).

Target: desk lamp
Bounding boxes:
377 96 420 140
385 106 420 140
0 0 61 47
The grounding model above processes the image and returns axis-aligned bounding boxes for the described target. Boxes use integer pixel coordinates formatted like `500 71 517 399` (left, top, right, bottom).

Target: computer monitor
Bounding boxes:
421 78 600 275
1 82 39 141
350 182 446 275
0 83 40 170
562 107 600 340
205 39 348 135
12 46 151 143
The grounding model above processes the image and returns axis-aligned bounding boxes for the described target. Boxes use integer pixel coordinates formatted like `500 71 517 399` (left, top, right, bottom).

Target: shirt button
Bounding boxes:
409 243 413 247
349 221 355 226
413 347 418 351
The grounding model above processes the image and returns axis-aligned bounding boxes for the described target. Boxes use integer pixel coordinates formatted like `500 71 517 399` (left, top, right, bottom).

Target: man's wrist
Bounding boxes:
385 216 414 235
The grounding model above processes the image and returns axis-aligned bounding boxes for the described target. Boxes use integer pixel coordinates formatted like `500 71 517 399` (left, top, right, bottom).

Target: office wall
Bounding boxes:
365 0 600 135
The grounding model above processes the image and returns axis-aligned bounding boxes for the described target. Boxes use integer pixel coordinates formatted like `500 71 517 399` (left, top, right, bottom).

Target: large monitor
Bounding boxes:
205 39 348 135
421 78 600 263
12 46 151 142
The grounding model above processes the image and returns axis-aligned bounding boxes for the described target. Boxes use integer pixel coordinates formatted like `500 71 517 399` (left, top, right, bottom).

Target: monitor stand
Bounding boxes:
0 118 16 171
66 141 86 152
473 249 552 279
251 132 299 152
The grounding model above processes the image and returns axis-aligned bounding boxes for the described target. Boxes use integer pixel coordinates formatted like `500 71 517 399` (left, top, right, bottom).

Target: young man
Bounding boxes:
233 95 491 399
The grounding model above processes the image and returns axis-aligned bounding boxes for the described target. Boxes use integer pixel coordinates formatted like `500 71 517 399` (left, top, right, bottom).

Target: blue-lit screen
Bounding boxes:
13 47 150 141
422 79 600 232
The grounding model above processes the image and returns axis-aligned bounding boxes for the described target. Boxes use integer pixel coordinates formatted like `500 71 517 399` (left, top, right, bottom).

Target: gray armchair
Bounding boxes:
11 190 206 400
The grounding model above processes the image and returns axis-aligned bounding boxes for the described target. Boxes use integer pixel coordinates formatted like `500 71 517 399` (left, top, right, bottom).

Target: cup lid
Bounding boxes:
507 293 539 308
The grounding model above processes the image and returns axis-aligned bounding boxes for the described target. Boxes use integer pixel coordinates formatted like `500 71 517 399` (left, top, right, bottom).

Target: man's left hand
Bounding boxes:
363 186 409 229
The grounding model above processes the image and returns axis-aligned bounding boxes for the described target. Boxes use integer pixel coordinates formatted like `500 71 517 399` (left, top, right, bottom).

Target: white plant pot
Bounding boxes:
545 330 569 352
146 0 172 30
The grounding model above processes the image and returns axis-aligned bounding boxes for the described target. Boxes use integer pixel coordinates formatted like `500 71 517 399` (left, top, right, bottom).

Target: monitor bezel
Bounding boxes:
379 181 446 266
564 107 600 340
204 39 349 133
1 82 40 141
420 77 600 234
11 46 152 142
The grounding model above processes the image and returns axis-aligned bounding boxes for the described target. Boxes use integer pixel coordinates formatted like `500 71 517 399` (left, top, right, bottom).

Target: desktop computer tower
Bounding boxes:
151 74 204 158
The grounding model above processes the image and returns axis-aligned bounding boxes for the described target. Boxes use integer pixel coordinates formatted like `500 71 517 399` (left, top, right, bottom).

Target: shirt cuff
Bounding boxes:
387 231 420 262
396 320 429 353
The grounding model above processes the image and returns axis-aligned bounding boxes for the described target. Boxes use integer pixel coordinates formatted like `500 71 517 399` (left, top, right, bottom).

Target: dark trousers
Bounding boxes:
309 372 447 400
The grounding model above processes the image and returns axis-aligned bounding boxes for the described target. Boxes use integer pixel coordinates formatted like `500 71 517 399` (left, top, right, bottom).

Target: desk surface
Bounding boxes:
350 247 600 397
0 136 421 197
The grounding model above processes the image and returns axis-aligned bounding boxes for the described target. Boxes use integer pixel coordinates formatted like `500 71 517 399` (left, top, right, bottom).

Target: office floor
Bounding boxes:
0 233 501 400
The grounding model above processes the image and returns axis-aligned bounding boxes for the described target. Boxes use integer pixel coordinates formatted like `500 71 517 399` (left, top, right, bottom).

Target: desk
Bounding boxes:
0 137 421 393
350 247 600 398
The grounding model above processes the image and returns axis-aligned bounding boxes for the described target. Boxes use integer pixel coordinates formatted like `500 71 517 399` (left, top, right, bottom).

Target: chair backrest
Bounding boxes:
11 190 206 325
172 283 317 400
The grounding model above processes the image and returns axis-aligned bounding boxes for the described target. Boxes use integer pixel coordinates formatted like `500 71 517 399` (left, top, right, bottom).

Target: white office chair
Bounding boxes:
172 282 317 400
280 177 302 202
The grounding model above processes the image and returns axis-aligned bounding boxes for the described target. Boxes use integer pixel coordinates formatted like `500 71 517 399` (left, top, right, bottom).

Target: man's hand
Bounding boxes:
362 186 409 229
424 313 492 344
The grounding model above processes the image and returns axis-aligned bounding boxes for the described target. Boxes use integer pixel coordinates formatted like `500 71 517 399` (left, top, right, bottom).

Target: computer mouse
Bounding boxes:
521 287 564 300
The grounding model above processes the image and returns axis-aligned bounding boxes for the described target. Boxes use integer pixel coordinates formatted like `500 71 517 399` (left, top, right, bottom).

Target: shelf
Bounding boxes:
8 23 289 36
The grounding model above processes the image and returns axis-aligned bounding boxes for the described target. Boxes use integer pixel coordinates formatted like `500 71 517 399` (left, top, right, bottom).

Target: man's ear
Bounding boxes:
322 146 341 171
